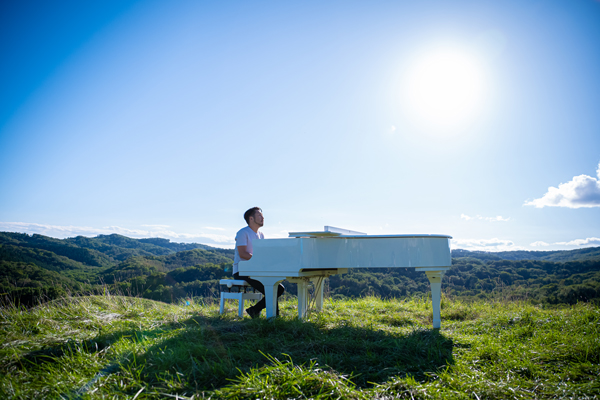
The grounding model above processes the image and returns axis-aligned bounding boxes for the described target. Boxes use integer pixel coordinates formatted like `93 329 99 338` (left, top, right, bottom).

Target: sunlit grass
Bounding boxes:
0 294 598 399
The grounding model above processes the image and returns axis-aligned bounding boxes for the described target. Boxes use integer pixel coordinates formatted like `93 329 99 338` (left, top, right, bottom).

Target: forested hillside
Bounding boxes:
0 232 234 305
329 256 600 305
1 231 599 306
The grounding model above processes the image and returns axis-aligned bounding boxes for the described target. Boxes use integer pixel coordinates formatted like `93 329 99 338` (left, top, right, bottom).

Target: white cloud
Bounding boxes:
554 237 600 247
530 241 550 247
0 221 234 246
454 236 600 251
524 161 600 208
1 222 100 237
264 231 289 239
451 237 523 251
486 216 510 222
530 238 600 248
461 214 510 222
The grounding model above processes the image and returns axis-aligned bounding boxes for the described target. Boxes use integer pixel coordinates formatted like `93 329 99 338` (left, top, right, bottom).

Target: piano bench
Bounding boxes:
219 279 263 317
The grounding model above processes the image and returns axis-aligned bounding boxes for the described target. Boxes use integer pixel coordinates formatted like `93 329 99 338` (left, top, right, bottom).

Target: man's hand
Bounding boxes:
237 245 252 260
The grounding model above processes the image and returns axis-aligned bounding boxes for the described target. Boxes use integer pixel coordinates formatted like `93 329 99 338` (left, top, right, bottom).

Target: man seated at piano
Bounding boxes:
233 207 285 318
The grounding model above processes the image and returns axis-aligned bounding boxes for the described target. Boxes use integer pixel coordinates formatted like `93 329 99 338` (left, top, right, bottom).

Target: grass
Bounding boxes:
0 294 598 399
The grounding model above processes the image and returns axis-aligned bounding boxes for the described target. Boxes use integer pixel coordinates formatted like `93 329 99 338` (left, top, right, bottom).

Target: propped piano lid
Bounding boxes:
288 226 367 238
288 226 453 239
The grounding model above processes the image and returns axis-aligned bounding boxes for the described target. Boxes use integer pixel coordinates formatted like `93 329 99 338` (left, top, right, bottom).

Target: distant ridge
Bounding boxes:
2 231 599 307
0 231 231 260
0 231 235 306
5 231 597 263
452 246 600 262
66 233 230 259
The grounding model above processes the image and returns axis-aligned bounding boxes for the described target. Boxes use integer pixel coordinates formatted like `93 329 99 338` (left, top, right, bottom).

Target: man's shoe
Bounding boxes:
246 307 260 319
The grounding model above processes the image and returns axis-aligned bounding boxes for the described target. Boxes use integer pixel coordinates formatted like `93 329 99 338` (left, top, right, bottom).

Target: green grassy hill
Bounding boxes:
1 295 598 399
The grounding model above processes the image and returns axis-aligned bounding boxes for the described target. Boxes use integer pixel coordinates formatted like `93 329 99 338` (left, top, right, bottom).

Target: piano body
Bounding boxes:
237 227 452 328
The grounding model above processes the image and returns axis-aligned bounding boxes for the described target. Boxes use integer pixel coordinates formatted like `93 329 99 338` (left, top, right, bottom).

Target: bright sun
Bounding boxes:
403 47 487 131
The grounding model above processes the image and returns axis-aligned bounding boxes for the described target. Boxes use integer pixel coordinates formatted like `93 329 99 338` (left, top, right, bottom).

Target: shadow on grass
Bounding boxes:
15 312 455 393
130 313 456 390
17 328 156 369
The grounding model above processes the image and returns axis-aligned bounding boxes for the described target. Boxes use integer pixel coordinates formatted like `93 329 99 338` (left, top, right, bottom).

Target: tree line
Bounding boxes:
1 231 599 306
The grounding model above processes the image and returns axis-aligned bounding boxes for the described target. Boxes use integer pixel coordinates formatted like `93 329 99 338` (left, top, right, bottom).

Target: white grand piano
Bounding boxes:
237 226 452 328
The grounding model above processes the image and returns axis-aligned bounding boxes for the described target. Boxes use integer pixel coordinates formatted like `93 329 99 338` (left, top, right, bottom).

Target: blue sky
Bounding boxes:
1 0 599 251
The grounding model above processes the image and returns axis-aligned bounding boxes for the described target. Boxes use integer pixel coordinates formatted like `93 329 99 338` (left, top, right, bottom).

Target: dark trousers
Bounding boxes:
234 272 285 314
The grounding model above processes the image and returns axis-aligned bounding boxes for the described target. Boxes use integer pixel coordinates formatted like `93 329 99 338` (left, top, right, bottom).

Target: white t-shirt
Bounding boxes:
233 226 264 274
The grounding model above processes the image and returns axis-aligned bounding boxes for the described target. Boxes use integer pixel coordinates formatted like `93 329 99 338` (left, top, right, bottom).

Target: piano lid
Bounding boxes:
289 226 367 238
289 226 452 239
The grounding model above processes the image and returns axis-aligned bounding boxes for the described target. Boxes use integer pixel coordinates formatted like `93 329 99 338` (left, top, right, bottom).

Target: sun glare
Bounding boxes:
403 46 487 131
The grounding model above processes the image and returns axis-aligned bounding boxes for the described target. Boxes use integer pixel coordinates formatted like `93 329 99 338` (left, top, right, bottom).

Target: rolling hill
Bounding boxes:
1 231 599 307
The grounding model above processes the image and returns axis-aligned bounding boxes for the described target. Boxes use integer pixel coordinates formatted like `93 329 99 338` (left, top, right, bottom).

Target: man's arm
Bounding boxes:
237 245 252 260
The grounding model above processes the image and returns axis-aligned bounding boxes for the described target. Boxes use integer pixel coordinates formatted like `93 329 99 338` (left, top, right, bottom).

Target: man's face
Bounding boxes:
251 210 264 227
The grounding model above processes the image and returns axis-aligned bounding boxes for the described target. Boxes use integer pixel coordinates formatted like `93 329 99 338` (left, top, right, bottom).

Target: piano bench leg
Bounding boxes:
220 290 264 317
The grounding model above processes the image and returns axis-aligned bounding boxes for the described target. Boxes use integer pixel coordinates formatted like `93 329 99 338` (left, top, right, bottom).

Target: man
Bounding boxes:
233 207 285 318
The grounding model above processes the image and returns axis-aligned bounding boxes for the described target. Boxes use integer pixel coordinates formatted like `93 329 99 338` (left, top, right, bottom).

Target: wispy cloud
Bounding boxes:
461 214 510 222
267 231 290 239
452 238 522 251
0 222 234 246
530 237 600 248
524 161 600 208
530 241 550 247
554 237 600 246
456 236 600 251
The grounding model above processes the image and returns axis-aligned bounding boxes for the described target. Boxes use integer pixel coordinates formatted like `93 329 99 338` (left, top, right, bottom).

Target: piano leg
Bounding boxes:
311 277 324 312
256 277 285 319
426 271 444 329
286 277 313 320
297 280 309 319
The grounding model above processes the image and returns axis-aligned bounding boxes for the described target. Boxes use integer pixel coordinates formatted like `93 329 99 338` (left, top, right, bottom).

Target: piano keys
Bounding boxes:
237 226 452 328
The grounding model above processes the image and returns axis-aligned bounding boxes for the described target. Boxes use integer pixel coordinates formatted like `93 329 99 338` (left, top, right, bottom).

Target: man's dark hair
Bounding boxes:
244 207 262 224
